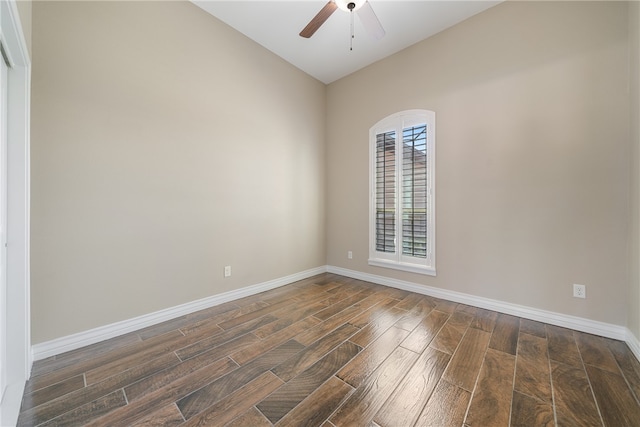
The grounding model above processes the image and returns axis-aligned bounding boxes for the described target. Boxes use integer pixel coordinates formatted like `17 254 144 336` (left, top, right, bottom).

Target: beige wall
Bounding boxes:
31 1 326 343
327 1 630 326
629 1 640 339
31 0 636 344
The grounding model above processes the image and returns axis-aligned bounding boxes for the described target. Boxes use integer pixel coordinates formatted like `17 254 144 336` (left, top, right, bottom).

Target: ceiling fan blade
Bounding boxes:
357 1 385 40
300 1 338 38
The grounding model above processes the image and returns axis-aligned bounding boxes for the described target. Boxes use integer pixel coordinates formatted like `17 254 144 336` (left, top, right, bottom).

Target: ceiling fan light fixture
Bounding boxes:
335 0 366 12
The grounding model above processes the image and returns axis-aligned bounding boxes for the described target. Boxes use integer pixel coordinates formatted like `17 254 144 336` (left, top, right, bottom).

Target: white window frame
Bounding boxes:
368 109 436 276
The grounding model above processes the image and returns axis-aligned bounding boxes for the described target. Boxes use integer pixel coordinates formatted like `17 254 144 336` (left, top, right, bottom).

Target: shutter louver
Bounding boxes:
402 125 428 258
375 131 396 253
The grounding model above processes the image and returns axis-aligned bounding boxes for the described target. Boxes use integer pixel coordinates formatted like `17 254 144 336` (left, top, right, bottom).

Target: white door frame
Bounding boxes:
0 41 8 406
0 1 30 426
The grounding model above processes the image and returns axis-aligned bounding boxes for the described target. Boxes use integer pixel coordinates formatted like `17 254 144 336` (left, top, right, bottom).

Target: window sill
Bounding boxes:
368 258 436 276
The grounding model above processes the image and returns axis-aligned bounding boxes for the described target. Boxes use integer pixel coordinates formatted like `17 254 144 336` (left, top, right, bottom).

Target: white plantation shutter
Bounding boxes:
375 130 396 254
402 124 428 258
369 110 436 276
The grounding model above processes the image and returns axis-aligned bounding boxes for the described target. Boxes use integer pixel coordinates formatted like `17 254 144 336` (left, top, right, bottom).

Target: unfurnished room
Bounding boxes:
0 0 640 425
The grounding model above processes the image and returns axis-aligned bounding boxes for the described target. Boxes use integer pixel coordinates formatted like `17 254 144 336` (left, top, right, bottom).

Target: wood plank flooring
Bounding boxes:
18 273 640 426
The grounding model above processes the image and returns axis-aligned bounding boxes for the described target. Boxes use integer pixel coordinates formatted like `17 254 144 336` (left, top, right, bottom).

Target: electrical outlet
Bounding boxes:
573 284 586 299
224 266 231 278
348 251 353 259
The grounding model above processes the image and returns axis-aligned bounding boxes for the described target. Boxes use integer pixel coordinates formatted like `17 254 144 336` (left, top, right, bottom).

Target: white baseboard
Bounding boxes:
32 264 640 365
626 329 640 362
31 266 327 361
328 265 629 342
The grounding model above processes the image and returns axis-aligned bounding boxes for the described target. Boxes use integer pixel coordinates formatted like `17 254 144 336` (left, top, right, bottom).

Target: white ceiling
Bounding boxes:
193 1 501 84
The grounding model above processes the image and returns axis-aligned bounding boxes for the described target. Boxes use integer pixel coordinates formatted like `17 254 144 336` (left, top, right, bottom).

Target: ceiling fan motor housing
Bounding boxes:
336 0 366 12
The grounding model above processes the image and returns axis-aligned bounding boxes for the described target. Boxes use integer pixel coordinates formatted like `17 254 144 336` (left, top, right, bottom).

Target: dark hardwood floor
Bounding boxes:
18 273 640 426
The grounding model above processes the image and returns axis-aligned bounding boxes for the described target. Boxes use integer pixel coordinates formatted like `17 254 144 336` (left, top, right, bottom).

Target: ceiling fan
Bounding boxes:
299 0 385 42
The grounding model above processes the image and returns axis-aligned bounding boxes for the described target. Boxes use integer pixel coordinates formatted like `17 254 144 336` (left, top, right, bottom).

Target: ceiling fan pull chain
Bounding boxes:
350 10 354 50
347 2 356 51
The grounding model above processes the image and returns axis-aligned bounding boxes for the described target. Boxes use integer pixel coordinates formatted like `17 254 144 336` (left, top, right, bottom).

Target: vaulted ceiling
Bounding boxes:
193 1 501 84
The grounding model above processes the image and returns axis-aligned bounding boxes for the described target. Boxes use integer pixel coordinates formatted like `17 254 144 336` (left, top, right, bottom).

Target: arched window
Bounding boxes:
369 110 436 275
